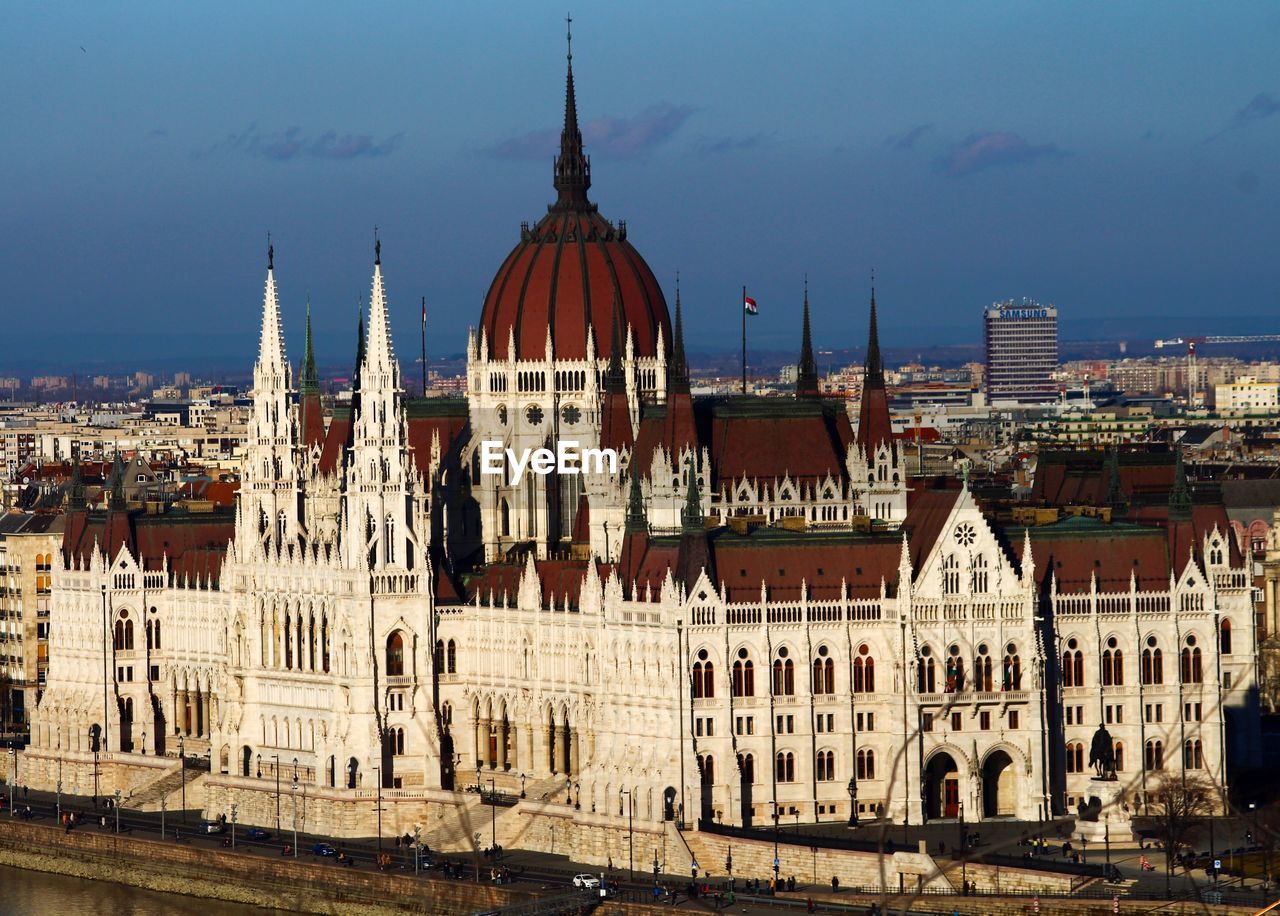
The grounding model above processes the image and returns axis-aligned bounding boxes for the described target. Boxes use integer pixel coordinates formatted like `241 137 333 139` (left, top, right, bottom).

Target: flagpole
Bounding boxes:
741 285 747 395
420 296 427 397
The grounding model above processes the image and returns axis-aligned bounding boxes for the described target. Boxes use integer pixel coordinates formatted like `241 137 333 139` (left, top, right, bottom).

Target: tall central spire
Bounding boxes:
668 274 689 394
864 277 884 391
796 276 819 397
300 298 319 397
552 14 592 210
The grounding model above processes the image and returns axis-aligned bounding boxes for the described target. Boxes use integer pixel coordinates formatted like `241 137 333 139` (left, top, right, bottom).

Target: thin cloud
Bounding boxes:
698 133 768 155
491 103 695 159
885 123 933 150
199 123 403 161
937 131 1067 177
1232 92 1280 128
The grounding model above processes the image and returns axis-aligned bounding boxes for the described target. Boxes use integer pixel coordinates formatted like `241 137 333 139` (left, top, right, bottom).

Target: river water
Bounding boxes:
0 864 281 914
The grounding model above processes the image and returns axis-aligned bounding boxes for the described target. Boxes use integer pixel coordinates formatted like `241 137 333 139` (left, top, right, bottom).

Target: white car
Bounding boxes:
572 874 601 889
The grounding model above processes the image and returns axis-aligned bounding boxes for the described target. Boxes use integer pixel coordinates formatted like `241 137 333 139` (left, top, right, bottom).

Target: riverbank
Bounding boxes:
0 820 526 915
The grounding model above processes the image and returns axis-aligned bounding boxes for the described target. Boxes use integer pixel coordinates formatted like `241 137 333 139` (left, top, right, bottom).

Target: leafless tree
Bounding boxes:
1146 772 1215 896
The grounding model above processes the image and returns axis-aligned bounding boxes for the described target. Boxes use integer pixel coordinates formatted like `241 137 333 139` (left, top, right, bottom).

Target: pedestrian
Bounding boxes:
832 875 840 893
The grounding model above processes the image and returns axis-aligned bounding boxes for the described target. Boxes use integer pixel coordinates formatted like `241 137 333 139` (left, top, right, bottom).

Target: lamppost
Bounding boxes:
141 729 146 756
178 735 186 823
621 789 634 882
1105 822 1111 877
414 825 422 874
655 849 662 885
519 772 526 799
489 777 497 854
6 748 13 819
847 777 858 826
230 802 237 850
475 763 481 793
160 796 166 839
574 780 581 810
1080 834 1088 865
272 753 280 833
373 765 383 860
114 788 121 834
773 804 781 887
291 773 298 858
958 801 966 891
256 753 261 779
88 726 99 803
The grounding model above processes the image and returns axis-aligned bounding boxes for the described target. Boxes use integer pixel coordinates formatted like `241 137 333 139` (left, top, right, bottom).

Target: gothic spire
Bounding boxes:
257 239 288 375
1105 446 1126 515
796 276 819 397
363 235 397 380
351 298 366 390
668 273 689 394
552 13 592 210
681 466 703 533
67 444 86 511
300 297 319 397
625 468 647 534
108 452 126 511
864 276 884 391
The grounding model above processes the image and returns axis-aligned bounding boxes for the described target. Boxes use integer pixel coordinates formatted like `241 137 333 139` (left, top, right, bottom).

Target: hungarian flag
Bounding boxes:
743 294 758 315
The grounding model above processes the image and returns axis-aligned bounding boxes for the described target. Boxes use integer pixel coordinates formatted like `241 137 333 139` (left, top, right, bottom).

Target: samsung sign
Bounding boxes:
996 307 1051 319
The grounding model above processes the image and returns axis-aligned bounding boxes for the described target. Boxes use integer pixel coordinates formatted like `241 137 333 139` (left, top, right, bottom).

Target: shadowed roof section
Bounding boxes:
700 397 854 487
62 507 234 585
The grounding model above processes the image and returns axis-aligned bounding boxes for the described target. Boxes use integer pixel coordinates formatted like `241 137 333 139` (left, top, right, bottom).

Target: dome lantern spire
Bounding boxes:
553 13 592 211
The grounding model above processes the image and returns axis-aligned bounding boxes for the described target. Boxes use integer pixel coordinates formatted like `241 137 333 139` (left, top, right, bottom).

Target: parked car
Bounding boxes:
197 820 225 835
573 874 601 889
311 842 337 857
245 827 271 841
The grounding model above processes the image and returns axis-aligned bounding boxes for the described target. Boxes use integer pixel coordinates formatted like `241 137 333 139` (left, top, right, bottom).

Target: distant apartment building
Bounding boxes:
984 299 1059 402
1215 377 1280 412
0 514 62 728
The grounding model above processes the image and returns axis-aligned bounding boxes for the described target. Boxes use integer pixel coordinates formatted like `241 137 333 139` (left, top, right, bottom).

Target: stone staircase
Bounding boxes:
126 763 207 813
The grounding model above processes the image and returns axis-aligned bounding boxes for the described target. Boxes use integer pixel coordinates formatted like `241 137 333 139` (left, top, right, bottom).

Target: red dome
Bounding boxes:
478 56 671 362
481 210 670 361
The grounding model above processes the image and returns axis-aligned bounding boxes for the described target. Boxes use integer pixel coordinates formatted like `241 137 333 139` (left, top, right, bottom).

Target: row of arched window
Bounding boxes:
940 553 991 595
918 644 1022 693
695 645 876 699
1063 634 1213 688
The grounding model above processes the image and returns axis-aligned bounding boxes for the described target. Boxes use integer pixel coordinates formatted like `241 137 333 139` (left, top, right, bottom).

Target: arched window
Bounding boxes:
813 646 835 695
386 631 405 677
1066 742 1084 774
284 612 293 670
1183 739 1203 769
738 752 755 784
1145 739 1164 771
816 750 835 781
153 619 161 650
772 648 794 696
732 649 754 697
146 620 153 652
974 645 993 692
1114 741 1125 773
942 554 961 595
1180 637 1203 684
692 649 714 698
775 751 795 783
1061 639 1084 687
857 748 875 780
114 620 124 651
945 646 964 693
971 554 989 594
918 647 936 693
446 639 457 673
1003 644 1022 690
1102 638 1123 686
124 619 134 651
699 754 715 786
853 644 875 693
1142 639 1163 684
1220 619 1233 655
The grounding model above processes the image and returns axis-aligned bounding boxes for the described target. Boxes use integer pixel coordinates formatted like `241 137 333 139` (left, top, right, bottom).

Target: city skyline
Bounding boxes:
4 3 1279 365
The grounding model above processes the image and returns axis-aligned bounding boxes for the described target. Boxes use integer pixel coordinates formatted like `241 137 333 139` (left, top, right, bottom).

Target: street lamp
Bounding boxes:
574 780 580 810
519 772 526 798
230 802 237 850
476 764 481 793
958 800 966 891
114 789 121 834
178 735 186 823
773 804 781 887
291 773 298 858
141 729 146 756
621 789 634 882
256 753 261 778
489 777 497 854
7 748 13 819
847 777 858 826
373 765 383 860
160 796 166 839
271 753 280 833
414 825 422 874
1080 834 1088 865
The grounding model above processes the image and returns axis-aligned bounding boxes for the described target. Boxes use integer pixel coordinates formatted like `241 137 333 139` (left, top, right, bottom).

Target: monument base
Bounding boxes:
1076 777 1135 844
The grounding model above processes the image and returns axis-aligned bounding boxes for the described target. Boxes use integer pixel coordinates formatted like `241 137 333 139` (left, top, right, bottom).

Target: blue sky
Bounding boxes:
4 2 1279 369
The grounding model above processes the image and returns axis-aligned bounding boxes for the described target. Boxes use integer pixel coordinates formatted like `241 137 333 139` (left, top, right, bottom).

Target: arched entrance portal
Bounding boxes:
924 752 960 820
982 750 1016 818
